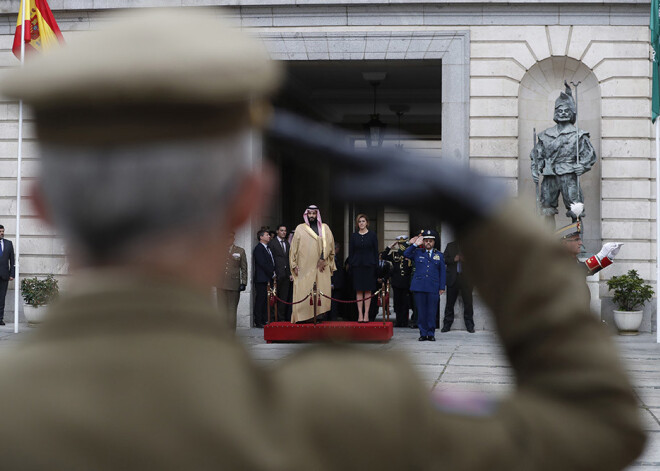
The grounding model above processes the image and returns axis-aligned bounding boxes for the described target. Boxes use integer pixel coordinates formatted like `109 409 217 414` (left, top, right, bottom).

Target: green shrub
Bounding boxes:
606 270 654 312
20 275 59 307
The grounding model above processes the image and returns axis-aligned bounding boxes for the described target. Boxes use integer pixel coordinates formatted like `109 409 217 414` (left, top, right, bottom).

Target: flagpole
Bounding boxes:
656 118 660 343
13 0 28 334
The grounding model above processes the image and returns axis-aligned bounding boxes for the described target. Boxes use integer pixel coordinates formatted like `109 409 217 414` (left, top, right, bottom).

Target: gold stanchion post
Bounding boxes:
312 282 318 325
273 278 278 322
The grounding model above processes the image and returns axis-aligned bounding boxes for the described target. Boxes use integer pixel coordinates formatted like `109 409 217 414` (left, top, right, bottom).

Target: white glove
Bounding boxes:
598 242 623 261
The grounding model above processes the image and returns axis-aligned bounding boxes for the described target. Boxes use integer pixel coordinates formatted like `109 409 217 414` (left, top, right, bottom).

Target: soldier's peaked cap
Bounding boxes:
422 230 435 239
555 220 582 240
0 8 283 144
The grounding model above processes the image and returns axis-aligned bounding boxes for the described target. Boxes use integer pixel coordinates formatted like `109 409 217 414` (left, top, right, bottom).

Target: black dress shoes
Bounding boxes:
0 320 5 326
428 336 436 341
440 326 450 333
418 336 427 341
467 327 475 333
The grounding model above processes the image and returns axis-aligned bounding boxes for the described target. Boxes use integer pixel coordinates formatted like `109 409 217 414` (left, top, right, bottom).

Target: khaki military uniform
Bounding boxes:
218 243 247 330
0 203 644 470
0 8 643 471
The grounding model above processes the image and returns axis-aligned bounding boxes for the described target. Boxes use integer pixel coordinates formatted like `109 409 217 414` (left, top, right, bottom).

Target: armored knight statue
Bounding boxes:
530 81 597 224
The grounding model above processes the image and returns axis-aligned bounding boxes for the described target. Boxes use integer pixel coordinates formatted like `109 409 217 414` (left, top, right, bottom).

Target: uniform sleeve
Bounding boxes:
271 201 644 471
411 201 645 471
402 244 416 260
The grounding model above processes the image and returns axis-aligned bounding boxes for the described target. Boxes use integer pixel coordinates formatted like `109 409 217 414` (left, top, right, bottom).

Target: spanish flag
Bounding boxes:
12 0 64 59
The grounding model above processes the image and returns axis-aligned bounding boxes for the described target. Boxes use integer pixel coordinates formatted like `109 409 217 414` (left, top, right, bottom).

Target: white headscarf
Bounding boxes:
303 204 323 234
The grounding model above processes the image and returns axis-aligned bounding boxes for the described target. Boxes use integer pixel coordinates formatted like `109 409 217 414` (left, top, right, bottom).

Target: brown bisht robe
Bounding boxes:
289 223 336 322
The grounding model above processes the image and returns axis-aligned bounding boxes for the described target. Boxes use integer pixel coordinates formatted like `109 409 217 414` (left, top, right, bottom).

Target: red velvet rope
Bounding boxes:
318 290 381 304
270 290 384 306
271 294 311 306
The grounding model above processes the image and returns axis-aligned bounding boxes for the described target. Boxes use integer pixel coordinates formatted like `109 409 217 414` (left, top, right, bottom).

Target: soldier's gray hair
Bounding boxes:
38 132 252 262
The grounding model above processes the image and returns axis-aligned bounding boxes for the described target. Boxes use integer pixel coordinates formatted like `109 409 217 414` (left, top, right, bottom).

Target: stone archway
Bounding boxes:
518 57 602 252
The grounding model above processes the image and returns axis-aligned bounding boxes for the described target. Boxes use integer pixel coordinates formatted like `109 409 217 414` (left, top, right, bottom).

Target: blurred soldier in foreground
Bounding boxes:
0 8 644 471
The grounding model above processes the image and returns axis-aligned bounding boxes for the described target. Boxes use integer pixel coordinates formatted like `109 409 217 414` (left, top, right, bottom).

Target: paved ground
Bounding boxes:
237 327 660 470
0 323 658 468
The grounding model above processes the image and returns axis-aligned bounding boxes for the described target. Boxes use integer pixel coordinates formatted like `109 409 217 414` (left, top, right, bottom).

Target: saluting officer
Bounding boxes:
218 231 247 331
557 203 623 278
403 230 446 341
382 235 413 327
0 8 645 471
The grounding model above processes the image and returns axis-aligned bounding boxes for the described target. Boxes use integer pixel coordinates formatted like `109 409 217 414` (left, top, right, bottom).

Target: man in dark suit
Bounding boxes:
253 228 275 328
441 240 475 333
268 224 292 321
0 225 15 326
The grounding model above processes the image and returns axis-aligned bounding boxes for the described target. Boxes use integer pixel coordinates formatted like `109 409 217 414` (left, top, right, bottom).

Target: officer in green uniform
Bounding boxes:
218 232 247 331
0 8 644 471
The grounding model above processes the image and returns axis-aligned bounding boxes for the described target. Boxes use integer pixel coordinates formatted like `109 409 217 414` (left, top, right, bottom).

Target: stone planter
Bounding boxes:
612 310 643 335
23 304 48 325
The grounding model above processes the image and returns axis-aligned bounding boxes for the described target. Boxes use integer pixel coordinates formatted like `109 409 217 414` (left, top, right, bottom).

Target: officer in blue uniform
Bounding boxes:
403 229 446 341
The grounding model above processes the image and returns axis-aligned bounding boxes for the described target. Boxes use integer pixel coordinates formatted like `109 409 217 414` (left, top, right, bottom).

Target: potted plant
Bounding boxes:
20 274 59 325
606 269 654 335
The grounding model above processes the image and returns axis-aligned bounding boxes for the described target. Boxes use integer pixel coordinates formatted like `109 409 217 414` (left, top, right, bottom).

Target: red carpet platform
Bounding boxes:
264 321 393 343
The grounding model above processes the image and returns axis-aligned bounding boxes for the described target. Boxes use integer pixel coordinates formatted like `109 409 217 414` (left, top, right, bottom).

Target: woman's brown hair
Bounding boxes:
355 213 369 229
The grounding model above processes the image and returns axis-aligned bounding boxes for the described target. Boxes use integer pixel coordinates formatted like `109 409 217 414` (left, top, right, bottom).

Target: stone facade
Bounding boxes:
0 1 654 329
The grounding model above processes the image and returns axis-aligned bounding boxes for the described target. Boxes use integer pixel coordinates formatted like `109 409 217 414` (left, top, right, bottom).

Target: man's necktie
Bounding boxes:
281 240 286 253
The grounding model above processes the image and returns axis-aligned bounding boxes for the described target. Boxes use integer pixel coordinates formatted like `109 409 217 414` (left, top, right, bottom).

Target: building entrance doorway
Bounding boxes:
266 59 443 252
